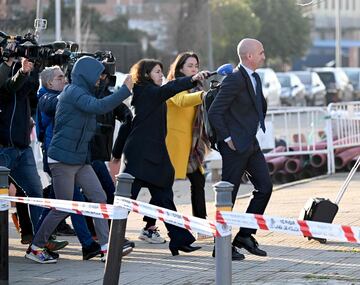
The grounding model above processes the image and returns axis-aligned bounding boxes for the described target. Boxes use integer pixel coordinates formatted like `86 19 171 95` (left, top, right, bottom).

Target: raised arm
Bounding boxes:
74 84 132 115
169 90 203 108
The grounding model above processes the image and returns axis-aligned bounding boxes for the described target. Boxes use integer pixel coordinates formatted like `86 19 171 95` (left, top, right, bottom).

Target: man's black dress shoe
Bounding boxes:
170 244 201 256
232 235 267 256
212 246 245 261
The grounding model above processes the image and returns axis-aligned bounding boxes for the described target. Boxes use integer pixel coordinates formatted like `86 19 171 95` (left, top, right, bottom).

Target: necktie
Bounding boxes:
252 72 266 133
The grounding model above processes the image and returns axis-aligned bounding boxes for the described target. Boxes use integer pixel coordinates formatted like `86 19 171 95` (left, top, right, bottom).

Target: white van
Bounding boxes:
257 68 281 107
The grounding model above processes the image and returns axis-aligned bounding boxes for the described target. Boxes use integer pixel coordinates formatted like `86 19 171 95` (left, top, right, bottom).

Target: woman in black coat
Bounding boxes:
121 59 208 255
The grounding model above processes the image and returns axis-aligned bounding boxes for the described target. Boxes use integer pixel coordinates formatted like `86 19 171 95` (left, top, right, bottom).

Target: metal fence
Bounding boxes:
260 106 332 173
327 101 360 173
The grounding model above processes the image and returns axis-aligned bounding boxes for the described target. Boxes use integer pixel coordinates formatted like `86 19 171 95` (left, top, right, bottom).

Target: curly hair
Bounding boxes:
130 58 163 85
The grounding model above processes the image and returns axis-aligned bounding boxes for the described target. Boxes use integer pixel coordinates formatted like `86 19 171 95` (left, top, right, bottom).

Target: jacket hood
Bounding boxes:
71 56 104 92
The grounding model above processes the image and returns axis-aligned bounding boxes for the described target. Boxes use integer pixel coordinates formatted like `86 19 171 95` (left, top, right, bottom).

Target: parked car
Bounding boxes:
313 67 354 104
292 71 327 106
342 67 360 100
257 68 281 107
276 72 306 106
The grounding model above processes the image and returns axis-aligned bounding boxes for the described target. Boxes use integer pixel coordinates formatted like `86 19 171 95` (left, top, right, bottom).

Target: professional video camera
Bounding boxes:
0 31 76 68
65 50 117 86
0 30 117 86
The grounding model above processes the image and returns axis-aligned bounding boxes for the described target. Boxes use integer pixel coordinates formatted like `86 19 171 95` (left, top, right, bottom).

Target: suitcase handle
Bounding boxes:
335 155 360 205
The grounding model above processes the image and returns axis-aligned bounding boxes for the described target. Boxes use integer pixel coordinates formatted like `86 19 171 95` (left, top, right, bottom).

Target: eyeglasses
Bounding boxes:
53 76 66 82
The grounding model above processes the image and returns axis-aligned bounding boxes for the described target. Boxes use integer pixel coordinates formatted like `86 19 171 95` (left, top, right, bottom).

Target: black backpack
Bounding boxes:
202 80 221 150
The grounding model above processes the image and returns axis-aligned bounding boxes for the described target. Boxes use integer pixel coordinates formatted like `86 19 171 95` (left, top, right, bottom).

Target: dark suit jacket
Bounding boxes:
208 65 267 153
121 77 195 188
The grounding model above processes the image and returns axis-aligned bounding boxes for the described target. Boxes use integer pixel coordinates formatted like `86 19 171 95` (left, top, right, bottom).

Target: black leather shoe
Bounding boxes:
212 246 245 261
233 235 267 256
124 238 135 248
169 244 201 256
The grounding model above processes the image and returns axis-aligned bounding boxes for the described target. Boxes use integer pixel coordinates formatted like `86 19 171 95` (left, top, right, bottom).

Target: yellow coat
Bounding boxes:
166 90 203 179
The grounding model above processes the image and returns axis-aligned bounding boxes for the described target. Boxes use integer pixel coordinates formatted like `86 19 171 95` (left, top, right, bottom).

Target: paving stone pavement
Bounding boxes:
6 172 360 284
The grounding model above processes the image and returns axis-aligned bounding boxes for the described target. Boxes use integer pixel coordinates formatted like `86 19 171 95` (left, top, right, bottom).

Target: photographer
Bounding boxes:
0 56 44 231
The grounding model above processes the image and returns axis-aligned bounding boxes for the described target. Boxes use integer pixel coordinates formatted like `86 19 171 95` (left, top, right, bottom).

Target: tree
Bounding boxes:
210 0 260 66
175 0 209 64
250 0 311 67
93 15 143 43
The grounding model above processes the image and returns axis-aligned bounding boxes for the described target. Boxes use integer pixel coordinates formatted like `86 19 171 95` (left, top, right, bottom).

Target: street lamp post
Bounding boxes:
335 0 341 67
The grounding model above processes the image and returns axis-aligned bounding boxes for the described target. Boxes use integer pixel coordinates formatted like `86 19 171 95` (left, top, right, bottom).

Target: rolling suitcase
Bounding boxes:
299 155 360 243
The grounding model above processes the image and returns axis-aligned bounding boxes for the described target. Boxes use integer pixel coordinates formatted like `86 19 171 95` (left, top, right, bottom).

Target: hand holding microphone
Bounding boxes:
191 70 211 82
191 63 234 82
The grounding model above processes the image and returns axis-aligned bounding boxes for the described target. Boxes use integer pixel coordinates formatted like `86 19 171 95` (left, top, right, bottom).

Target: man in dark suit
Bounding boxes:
208 38 272 259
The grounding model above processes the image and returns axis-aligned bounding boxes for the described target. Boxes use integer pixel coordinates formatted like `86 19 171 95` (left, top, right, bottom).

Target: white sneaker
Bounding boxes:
25 245 57 264
138 226 166 244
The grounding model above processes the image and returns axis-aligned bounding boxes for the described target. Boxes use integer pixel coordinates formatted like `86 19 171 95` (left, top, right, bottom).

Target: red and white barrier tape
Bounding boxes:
1 195 360 243
113 196 230 237
0 195 230 237
0 196 128 220
217 211 360 243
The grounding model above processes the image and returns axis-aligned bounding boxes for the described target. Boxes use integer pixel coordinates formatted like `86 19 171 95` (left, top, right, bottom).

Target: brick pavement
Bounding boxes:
7 172 360 284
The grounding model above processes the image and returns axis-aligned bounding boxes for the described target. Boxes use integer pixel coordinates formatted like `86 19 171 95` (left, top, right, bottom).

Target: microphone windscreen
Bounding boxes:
216 63 234 76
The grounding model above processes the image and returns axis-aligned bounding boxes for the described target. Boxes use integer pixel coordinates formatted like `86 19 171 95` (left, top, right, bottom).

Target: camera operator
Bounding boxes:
90 62 133 205
0 44 16 87
0 55 44 231
87 64 134 248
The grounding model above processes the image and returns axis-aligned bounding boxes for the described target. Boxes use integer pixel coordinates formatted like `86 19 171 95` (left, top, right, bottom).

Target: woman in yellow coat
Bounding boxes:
165 52 209 220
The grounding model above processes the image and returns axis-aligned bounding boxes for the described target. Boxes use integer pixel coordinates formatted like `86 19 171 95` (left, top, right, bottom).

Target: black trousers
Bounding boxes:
186 168 207 219
144 167 207 229
132 178 195 248
218 140 273 237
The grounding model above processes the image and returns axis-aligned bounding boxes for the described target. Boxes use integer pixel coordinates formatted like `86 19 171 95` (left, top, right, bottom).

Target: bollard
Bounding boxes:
103 172 134 285
0 167 10 284
214 181 233 285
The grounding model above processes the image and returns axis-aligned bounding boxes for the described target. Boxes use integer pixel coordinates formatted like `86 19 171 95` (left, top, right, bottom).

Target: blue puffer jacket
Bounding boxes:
48 56 132 165
36 86 61 151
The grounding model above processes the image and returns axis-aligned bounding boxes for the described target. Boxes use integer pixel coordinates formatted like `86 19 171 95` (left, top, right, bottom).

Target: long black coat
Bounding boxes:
121 77 195 188
208 65 267 153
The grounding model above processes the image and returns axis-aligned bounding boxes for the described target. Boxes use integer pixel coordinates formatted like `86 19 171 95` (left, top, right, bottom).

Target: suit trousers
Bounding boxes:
218 140 273 237
131 178 195 248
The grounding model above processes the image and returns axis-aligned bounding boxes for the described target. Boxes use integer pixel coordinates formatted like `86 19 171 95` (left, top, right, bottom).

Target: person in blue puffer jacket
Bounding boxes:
26 56 133 264
35 65 106 261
